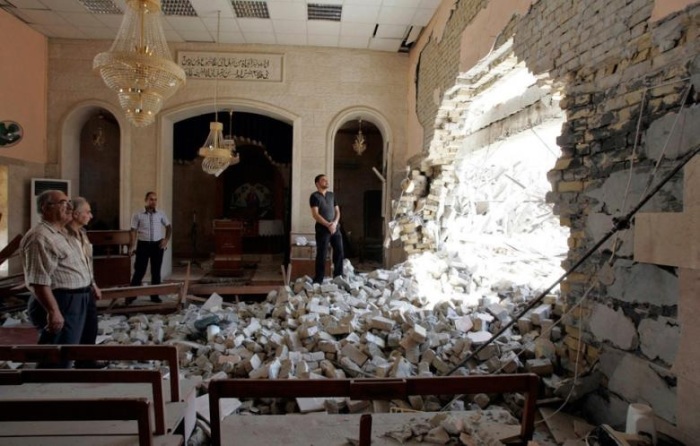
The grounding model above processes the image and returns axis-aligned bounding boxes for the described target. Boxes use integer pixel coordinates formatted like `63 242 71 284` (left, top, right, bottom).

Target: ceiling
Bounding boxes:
0 0 442 52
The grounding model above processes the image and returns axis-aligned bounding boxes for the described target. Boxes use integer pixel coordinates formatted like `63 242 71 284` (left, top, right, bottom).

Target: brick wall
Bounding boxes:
411 0 700 440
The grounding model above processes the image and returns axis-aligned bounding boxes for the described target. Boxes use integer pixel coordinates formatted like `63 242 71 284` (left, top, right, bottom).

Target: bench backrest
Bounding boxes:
208 374 539 446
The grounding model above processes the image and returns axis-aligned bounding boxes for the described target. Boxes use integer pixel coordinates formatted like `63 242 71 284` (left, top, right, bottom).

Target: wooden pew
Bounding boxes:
0 369 167 435
0 345 197 440
0 397 159 446
98 262 190 315
0 344 181 401
208 374 539 446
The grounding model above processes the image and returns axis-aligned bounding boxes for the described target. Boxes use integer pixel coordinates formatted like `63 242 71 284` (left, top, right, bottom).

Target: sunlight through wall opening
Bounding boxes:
391 42 568 309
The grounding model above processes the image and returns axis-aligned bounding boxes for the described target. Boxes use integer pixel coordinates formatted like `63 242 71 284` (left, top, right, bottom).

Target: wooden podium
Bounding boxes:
212 220 244 276
87 230 131 287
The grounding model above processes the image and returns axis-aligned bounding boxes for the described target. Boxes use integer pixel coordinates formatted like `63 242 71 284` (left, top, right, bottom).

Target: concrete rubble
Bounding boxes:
1 250 598 440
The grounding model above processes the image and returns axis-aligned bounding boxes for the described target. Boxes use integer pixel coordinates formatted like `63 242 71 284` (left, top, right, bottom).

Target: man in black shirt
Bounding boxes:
309 174 344 283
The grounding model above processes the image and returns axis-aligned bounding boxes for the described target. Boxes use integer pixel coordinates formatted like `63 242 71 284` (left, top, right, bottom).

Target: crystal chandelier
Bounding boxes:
93 0 186 127
198 13 239 177
353 118 367 156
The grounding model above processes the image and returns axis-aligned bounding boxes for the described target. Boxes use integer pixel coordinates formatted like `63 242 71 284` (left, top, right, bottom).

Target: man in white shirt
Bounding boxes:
127 192 171 304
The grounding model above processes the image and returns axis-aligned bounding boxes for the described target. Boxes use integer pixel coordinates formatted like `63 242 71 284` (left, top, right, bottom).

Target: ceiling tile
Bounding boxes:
202 16 242 34
79 26 122 40
342 0 381 5
368 37 401 52
18 8 70 25
40 23 88 38
375 23 407 39
272 19 306 34
339 34 369 49
244 31 277 44
49 0 93 12
411 7 434 26
93 13 124 28
10 0 47 8
57 11 104 27
164 16 207 32
275 33 307 46
178 29 214 42
341 4 378 23
218 31 247 44
307 20 340 35
189 0 235 18
377 6 415 25
5 0 441 50
340 21 375 37
382 0 420 7
308 33 339 47
419 0 442 8
237 18 274 33
163 29 185 41
267 1 305 20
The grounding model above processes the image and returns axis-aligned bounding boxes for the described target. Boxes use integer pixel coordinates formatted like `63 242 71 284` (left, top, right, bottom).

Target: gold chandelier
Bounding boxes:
198 13 239 177
353 118 367 155
93 0 185 127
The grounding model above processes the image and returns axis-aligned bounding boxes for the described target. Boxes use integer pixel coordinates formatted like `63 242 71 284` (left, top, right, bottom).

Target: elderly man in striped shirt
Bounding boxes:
21 189 94 367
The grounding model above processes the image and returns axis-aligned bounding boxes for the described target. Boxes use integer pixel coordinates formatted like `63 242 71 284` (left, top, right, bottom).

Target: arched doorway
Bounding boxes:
330 109 391 267
170 111 292 266
79 110 120 230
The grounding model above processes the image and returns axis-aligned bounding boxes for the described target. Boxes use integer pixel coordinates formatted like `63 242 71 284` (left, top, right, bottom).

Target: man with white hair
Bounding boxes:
21 190 94 367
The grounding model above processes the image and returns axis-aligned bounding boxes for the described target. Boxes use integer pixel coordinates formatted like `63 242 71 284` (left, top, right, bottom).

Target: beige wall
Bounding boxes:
0 9 47 164
652 0 696 20
47 39 409 271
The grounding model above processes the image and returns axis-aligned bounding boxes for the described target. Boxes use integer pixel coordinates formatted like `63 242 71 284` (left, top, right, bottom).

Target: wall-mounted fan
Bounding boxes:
0 121 23 147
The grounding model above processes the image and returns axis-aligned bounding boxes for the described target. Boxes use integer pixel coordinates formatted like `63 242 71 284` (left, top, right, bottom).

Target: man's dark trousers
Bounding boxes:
314 223 344 283
131 240 164 299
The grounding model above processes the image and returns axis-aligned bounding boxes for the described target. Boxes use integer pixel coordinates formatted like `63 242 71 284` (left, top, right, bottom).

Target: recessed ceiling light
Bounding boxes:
308 3 342 22
162 0 197 17
77 0 121 15
232 1 270 19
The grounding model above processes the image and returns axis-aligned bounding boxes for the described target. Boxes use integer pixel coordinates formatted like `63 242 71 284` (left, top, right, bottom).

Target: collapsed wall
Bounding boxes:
408 0 700 442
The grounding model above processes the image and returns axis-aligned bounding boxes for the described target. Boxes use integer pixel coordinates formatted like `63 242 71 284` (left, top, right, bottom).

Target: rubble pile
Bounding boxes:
49 248 591 403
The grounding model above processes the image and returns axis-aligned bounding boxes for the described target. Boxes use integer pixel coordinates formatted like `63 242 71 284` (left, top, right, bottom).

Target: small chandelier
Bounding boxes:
198 13 239 177
92 113 106 150
353 118 367 156
93 0 186 127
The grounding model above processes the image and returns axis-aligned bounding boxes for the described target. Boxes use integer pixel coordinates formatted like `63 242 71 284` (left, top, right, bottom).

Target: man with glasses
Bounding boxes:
20 189 94 367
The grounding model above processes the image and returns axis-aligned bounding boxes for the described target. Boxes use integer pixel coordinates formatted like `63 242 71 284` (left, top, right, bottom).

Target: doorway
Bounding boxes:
333 118 385 267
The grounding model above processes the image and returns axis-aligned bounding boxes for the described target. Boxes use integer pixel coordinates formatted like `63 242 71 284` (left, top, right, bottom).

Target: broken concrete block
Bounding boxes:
530 304 552 325
517 317 533 334
341 343 368 367
369 316 395 331
526 358 554 376
410 324 428 343
455 315 474 332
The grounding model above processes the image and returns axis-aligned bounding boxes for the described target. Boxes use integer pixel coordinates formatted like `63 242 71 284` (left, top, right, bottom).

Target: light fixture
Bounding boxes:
92 113 106 150
93 0 186 127
353 118 367 156
223 109 241 165
198 12 239 177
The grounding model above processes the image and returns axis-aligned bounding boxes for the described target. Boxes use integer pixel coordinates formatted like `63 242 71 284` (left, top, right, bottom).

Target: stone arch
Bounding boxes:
60 100 131 229
327 106 394 264
158 99 300 275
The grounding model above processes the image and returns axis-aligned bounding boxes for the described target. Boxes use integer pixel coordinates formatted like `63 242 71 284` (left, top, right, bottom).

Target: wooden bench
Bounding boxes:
0 397 183 446
0 345 197 440
0 368 167 435
98 262 190 314
0 344 182 401
208 374 539 446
